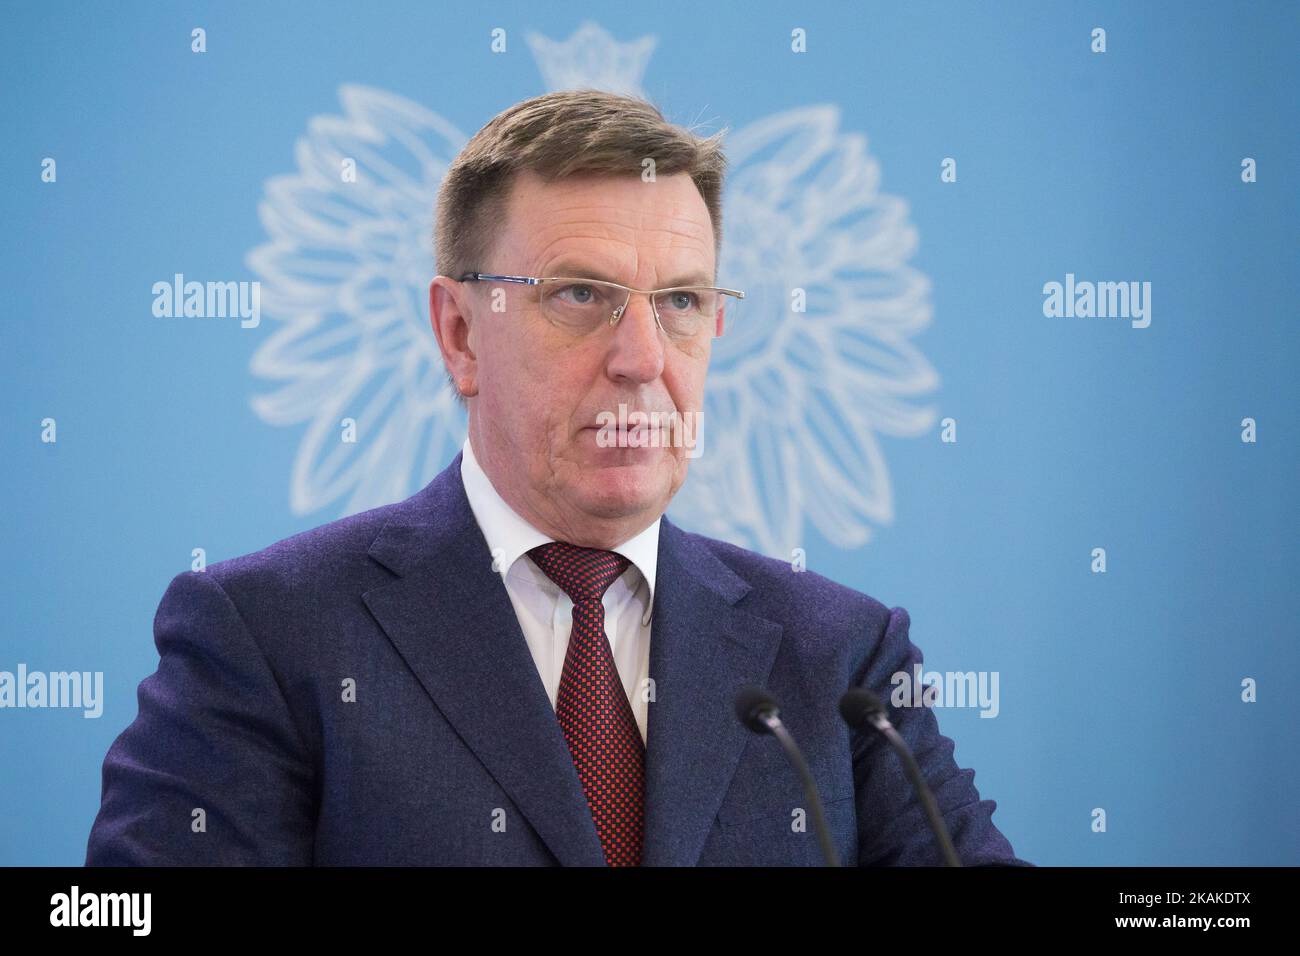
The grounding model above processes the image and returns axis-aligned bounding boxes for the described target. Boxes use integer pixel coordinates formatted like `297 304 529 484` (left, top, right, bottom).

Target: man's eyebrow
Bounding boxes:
542 261 715 287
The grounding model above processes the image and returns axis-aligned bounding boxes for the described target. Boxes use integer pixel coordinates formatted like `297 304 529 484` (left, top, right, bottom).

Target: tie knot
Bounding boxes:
527 541 631 605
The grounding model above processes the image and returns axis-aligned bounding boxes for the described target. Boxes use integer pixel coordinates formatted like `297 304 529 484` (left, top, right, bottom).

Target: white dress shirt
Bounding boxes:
459 437 658 743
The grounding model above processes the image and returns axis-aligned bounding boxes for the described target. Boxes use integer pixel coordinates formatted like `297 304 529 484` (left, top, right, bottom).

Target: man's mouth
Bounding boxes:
584 422 662 444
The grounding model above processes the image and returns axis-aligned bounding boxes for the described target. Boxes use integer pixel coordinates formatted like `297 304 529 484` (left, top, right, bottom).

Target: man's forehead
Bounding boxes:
496 170 715 279
506 166 705 212
538 256 714 288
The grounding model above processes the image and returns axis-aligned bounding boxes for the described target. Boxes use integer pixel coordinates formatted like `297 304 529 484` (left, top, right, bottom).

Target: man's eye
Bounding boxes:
556 284 595 303
667 291 698 311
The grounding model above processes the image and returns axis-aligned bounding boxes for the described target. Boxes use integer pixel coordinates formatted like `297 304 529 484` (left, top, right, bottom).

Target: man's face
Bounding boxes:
433 169 720 548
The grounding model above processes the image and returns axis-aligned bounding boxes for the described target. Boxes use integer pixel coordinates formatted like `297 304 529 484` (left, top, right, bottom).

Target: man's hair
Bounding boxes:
433 88 730 408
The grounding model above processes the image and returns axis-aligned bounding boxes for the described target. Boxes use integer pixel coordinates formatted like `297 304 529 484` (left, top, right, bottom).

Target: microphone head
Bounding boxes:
839 687 886 729
734 686 780 733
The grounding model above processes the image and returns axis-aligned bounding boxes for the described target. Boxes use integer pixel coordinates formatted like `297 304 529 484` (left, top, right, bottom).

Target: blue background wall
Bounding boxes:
2 0 1296 865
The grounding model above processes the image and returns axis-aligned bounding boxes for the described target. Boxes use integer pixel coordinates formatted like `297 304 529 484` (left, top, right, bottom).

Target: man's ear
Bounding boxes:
429 276 477 397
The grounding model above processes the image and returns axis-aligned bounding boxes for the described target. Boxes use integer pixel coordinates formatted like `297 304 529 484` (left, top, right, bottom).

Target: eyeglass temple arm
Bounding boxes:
457 273 541 285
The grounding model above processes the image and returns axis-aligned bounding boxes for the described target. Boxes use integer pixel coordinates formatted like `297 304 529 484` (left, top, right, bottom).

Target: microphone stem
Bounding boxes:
761 713 841 867
871 715 962 867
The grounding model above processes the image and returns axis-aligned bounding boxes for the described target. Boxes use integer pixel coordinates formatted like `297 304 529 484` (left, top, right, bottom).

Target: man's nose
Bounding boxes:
605 293 666 383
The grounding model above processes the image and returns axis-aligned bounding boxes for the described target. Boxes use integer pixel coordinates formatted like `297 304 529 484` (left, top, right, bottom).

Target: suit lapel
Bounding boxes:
640 519 785 865
360 452 786 867
361 452 606 866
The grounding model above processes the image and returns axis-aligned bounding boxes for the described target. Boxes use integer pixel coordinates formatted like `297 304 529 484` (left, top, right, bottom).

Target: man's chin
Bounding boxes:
569 464 673 520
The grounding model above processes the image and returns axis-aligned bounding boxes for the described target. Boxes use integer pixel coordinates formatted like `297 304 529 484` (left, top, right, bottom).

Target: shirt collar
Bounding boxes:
459 437 659 626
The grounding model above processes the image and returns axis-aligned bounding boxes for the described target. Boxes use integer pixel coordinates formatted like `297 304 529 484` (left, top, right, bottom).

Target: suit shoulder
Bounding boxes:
201 497 406 595
682 528 894 624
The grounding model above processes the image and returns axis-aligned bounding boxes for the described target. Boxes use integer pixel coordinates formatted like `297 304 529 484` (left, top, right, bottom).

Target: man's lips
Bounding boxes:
583 422 664 442
584 420 666 431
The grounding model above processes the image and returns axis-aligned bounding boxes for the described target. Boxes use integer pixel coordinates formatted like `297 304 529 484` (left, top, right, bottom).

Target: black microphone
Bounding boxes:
839 687 962 867
734 686 841 867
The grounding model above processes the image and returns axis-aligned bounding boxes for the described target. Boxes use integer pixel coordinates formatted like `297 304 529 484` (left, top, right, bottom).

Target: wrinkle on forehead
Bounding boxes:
495 172 716 285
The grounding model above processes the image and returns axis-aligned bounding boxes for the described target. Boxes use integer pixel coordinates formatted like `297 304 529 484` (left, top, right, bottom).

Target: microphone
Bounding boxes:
733 686 841 867
838 688 962 867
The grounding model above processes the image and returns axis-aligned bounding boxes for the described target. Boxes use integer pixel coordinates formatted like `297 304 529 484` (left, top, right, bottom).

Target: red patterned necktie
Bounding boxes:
527 541 644 867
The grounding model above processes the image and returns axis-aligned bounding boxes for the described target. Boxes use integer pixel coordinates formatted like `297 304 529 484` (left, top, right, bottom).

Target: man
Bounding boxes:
86 90 1028 866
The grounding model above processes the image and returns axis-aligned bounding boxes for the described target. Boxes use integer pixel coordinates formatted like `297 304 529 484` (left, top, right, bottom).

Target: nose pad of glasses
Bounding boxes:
610 295 647 326
610 294 660 330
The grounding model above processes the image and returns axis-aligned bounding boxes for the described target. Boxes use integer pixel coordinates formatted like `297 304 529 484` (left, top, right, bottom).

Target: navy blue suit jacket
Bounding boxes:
86 451 1029 866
